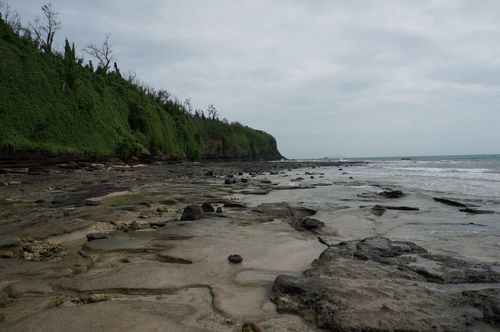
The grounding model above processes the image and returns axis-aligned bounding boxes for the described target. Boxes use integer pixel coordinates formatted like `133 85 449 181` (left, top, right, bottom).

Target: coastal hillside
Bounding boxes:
0 18 282 161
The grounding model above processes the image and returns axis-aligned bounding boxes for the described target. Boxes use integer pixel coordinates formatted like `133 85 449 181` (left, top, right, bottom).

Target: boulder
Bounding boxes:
201 202 215 213
228 255 243 264
180 205 205 221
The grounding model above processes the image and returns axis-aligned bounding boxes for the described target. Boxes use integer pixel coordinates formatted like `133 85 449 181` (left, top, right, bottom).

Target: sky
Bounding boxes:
7 0 500 158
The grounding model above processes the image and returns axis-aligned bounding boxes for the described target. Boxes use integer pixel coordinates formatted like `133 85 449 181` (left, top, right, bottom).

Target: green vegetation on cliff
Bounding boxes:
0 17 282 160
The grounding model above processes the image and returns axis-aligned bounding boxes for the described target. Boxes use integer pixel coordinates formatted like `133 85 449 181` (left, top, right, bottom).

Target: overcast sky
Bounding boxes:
10 0 500 158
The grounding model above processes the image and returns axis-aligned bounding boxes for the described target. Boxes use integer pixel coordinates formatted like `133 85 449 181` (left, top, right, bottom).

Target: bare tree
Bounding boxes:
0 1 22 34
30 3 60 52
184 98 193 114
194 108 204 118
84 34 115 72
207 104 218 120
156 89 171 104
126 70 137 83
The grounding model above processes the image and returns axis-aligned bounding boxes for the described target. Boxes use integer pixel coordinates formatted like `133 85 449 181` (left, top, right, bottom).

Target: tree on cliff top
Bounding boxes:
30 3 60 53
84 34 115 72
0 1 22 34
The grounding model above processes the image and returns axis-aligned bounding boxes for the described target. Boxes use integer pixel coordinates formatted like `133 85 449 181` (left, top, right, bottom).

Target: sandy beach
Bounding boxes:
0 160 499 331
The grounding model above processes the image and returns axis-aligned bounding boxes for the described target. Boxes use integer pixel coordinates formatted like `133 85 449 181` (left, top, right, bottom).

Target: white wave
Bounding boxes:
383 167 491 173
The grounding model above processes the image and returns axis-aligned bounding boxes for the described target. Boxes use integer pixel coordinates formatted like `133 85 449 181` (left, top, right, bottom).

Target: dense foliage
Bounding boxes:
0 18 282 160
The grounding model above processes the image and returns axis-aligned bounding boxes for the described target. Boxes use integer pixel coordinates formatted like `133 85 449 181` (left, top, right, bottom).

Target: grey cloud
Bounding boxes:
11 0 500 158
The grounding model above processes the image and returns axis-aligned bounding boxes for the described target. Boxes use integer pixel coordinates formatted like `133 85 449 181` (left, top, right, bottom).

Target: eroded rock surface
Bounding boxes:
271 237 500 331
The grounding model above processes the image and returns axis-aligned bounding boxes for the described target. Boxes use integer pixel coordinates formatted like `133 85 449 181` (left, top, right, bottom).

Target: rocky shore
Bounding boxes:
272 237 500 331
0 160 499 331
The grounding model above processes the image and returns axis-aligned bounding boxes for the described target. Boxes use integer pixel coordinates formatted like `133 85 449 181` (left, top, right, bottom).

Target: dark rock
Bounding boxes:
216 207 223 213
291 177 304 181
224 179 232 185
460 208 495 214
84 200 100 206
290 217 325 231
433 197 468 207
201 202 215 213
271 237 500 331
180 205 205 221
35 199 45 204
371 205 386 216
86 233 108 242
348 176 353 179
379 189 404 199
205 170 214 176
383 206 419 211
0 313 4 321
238 172 244 176
260 179 272 184
228 254 243 264
241 189 270 195
241 178 249 183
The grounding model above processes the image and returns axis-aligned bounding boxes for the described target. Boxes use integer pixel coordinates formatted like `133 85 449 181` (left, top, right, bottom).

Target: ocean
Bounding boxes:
338 154 500 198
256 154 500 261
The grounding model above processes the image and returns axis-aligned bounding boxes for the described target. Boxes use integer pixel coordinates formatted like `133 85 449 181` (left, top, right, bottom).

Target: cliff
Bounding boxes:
0 19 283 161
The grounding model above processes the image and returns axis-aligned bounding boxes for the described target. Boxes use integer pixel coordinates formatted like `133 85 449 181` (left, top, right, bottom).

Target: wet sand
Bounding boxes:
0 160 499 331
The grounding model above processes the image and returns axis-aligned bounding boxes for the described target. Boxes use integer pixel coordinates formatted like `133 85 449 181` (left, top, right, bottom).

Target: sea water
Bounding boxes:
340 154 500 198
245 154 500 261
